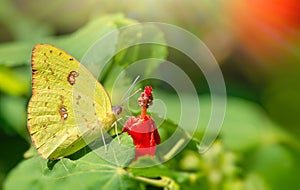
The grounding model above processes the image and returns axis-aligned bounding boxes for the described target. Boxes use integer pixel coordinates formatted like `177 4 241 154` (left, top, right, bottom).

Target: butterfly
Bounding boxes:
27 44 121 159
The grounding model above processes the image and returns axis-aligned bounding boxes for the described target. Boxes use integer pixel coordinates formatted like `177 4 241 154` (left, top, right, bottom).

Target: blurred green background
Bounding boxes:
0 0 300 189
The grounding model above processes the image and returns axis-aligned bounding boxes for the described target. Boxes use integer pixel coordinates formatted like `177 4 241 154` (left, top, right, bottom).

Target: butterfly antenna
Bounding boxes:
120 75 140 104
120 88 142 105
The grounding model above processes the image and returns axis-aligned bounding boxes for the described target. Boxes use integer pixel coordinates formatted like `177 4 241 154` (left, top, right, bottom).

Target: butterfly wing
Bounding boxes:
27 44 116 159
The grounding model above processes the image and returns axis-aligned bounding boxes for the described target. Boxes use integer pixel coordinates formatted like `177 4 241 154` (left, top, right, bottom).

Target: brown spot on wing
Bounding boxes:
49 68 54 75
76 95 81 105
67 71 79 85
59 106 68 120
43 124 47 129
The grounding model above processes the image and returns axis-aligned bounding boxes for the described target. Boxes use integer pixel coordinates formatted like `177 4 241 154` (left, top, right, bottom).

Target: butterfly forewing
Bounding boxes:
27 44 116 159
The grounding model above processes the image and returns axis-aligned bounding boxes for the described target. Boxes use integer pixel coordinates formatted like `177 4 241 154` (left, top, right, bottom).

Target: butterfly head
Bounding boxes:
112 105 123 116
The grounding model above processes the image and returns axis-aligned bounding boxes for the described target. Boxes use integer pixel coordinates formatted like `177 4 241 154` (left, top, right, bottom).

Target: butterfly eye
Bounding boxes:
112 106 123 115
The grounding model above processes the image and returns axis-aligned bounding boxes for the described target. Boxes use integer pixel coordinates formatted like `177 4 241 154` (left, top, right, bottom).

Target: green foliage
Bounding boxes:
0 95 27 137
0 9 300 190
4 94 300 189
4 134 137 190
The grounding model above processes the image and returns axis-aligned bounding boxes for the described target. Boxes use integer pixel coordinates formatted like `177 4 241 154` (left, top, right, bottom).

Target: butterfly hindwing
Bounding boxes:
27 44 116 159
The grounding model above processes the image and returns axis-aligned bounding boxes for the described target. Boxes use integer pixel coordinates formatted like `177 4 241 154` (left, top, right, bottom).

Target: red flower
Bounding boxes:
122 86 161 160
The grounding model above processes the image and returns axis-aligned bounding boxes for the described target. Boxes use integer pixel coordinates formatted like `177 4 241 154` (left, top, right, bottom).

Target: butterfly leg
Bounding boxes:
60 159 70 174
100 128 107 152
114 121 120 144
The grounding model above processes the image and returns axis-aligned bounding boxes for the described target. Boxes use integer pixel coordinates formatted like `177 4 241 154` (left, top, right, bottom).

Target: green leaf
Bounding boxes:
152 92 298 152
0 42 33 66
155 119 193 163
0 66 30 96
56 14 125 60
0 134 29 190
220 97 299 152
0 95 27 137
93 133 135 167
0 14 135 66
0 0 54 41
114 23 168 75
101 24 168 103
128 157 169 177
4 134 136 190
248 144 300 190
128 157 180 189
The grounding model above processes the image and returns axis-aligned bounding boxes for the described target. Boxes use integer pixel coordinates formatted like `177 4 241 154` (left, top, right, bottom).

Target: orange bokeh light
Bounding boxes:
225 0 300 65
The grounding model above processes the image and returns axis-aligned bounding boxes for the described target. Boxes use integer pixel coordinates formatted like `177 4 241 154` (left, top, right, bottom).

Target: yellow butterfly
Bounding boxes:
27 44 120 159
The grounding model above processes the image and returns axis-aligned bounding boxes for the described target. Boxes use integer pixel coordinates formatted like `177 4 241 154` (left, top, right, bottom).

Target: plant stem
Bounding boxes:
140 106 147 119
